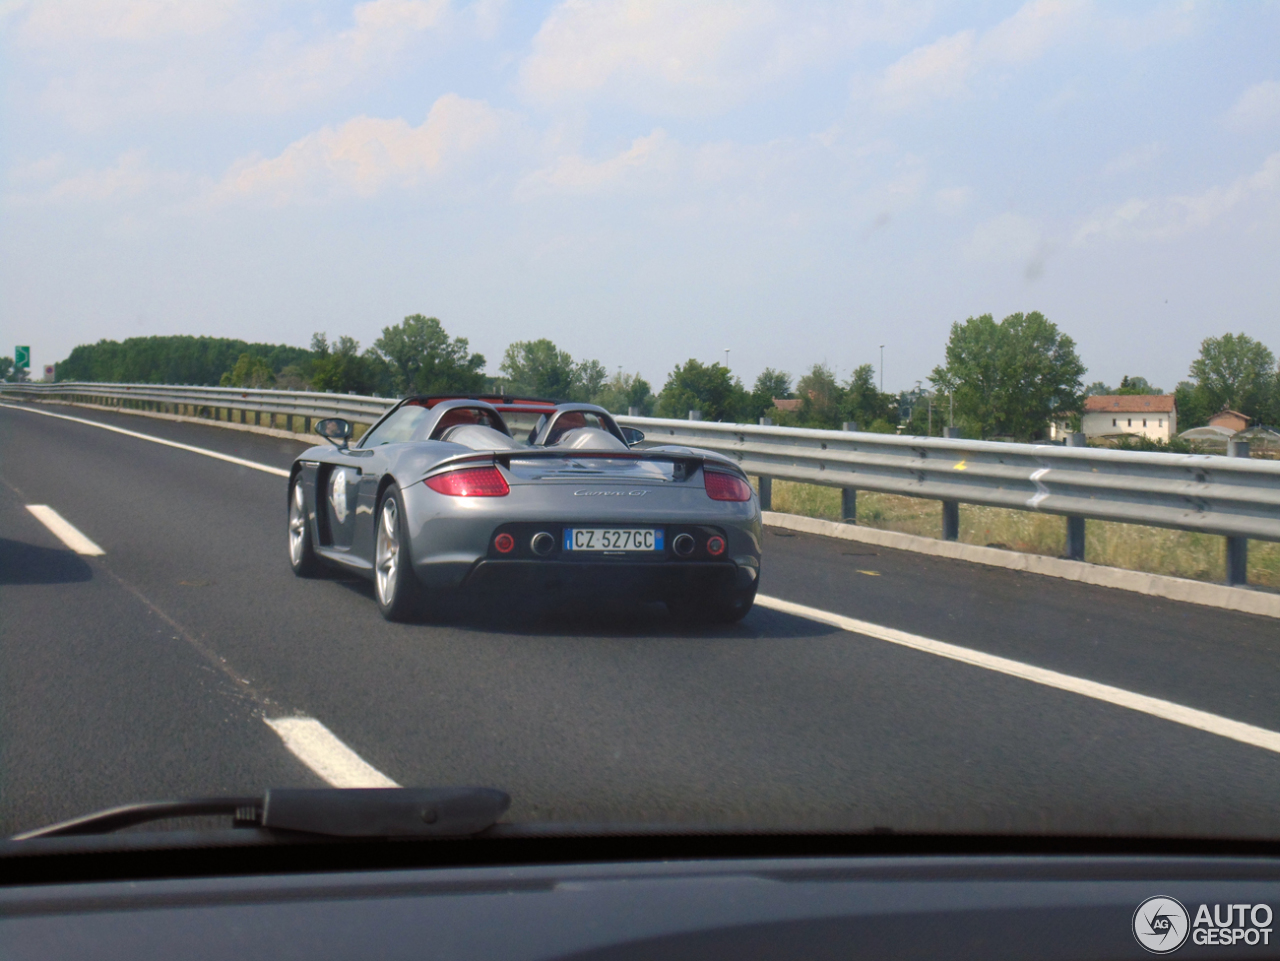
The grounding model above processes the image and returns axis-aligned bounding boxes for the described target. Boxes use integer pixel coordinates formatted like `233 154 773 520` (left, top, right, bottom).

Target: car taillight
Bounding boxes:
425 467 510 497
703 470 752 502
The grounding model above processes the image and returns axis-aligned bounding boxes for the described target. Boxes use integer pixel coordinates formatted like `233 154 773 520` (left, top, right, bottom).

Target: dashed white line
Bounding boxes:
0 402 289 477
755 593 1280 757
265 717 400 788
26 505 105 556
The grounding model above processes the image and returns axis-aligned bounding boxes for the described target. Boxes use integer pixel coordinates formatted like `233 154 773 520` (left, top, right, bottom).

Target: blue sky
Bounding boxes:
2 0 1278 393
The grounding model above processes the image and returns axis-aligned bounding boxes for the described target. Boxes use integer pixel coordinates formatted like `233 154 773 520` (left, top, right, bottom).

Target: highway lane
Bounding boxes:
3 400 1280 838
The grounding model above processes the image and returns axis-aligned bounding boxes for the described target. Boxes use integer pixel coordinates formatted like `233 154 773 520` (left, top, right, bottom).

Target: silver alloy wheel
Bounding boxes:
288 481 308 566
375 497 400 606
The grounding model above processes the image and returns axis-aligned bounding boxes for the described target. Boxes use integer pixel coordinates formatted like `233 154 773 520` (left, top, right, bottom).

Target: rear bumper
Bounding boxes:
457 558 752 600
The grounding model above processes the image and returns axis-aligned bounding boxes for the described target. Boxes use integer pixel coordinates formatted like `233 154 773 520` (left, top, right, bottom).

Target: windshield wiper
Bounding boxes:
12 788 510 841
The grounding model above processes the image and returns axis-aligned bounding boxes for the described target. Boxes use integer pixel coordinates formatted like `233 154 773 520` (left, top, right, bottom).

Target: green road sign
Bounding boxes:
15 346 30 370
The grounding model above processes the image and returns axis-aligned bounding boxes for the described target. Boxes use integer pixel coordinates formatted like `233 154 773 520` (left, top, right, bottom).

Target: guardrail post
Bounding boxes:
840 422 857 524
1226 439 1250 586
688 410 702 421
756 417 773 510
1064 432 1087 561
942 427 961 539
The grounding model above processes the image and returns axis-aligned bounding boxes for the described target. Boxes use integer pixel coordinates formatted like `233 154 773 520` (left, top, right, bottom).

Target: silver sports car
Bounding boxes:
287 396 762 623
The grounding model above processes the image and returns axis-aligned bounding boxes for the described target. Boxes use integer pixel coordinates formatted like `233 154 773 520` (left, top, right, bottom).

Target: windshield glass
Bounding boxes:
2 2 1279 847
361 405 432 447
502 410 552 444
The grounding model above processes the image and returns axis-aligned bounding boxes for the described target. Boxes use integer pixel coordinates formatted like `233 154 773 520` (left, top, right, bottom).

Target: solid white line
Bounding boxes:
755 593 1280 757
26 505 105 556
265 717 400 788
0 402 289 477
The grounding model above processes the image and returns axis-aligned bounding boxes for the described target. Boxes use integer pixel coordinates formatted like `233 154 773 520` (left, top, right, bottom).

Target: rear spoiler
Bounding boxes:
424 448 745 482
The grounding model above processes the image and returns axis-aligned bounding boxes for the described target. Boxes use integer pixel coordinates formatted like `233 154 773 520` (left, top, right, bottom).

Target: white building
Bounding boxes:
1082 395 1176 442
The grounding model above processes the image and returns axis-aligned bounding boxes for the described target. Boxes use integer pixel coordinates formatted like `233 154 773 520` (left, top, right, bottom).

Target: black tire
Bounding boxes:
287 475 322 578
668 580 758 625
374 487 428 622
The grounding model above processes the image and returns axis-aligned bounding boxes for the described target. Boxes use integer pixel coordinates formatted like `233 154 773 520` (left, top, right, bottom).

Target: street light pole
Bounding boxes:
879 345 885 393
724 348 730 368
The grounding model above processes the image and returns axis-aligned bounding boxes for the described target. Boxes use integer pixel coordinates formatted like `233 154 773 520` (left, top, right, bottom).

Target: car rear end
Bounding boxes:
399 448 761 611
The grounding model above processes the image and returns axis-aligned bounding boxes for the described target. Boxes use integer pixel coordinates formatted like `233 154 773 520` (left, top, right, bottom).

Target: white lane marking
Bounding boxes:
0 402 289 478
25 505 105 555
265 717 400 788
755 594 1280 757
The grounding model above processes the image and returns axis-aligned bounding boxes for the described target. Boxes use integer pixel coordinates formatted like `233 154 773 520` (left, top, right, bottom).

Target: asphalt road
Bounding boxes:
3 400 1280 839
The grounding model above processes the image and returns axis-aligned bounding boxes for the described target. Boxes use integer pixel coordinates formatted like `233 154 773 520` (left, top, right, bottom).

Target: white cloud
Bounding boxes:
248 0 449 110
873 0 1090 111
13 0 452 125
1226 80 1280 132
517 130 679 197
982 0 1087 63
1075 151 1280 243
1101 142 1163 178
519 0 931 116
5 149 189 204
215 94 504 204
876 28 976 110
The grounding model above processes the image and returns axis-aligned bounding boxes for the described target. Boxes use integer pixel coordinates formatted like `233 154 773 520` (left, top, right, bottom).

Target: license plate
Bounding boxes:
564 528 664 552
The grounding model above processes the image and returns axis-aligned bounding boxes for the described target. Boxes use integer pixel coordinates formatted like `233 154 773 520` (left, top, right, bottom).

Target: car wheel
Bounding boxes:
288 476 322 578
668 581 758 625
374 487 427 622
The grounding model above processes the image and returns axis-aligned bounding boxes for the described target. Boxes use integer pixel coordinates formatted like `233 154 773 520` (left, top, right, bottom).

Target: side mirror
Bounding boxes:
621 427 645 447
316 418 353 449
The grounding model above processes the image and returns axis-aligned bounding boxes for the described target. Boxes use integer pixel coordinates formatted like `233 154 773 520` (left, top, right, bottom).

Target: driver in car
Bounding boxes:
544 411 586 446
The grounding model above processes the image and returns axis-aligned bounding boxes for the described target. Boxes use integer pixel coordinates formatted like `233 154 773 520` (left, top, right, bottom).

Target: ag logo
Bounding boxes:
1134 896 1190 954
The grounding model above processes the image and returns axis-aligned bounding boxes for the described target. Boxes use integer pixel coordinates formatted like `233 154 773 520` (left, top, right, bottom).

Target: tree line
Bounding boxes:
27 312 1280 442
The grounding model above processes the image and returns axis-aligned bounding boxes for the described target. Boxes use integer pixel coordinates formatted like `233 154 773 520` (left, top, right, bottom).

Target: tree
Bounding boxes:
0 356 12 382
749 368 792 420
1188 333 1275 420
929 311 1085 441
593 371 655 415
220 353 274 388
55 335 312 386
374 315 486 396
1116 375 1162 395
842 363 897 429
1082 381 1112 396
656 359 748 422
576 359 608 402
310 335 383 395
498 339 607 402
795 363 843 428
499 339 578 399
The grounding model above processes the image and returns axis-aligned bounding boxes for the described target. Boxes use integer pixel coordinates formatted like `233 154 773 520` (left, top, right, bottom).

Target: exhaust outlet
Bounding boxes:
672 533 696 557
531 532 556 556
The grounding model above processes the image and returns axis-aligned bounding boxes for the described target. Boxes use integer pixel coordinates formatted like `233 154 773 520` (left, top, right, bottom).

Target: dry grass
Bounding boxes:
761 479 1280 590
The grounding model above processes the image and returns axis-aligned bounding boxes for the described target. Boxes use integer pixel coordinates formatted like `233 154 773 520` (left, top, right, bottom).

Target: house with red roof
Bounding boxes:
1082 395 1176 442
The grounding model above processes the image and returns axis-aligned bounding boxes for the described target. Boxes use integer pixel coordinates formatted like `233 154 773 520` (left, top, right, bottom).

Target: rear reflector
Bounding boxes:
493 532 515 553
426 467 510 497
703 470 752 502
706 535 726 556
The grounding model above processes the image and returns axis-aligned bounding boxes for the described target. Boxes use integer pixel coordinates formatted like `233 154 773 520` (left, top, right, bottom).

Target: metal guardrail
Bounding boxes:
0 381 394 429
4 382 1278 586
615 415 1280 542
